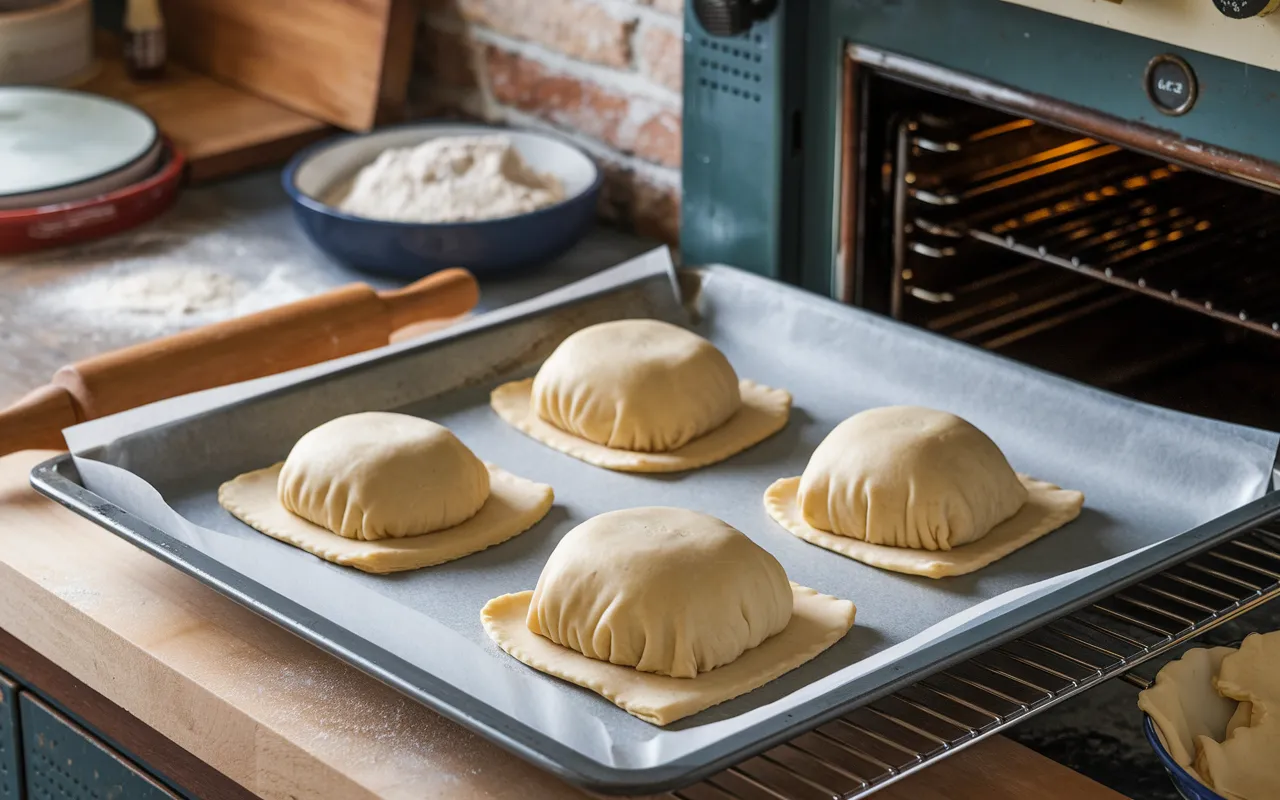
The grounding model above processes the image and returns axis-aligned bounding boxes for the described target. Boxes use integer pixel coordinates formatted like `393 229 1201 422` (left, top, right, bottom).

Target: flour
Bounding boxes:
338 136 566 223
48 264 314 335
94 266 245 315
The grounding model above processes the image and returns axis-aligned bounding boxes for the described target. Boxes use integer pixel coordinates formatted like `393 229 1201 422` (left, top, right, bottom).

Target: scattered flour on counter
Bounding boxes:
47 264 314 335
92 266 244 315
337 136 566 223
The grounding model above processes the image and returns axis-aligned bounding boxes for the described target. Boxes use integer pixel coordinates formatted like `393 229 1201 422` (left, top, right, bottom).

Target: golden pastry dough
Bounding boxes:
531 319 742 452
482 584 854 726
1216 632 1280 725
797 407 1029 549
765 406 1083 578
1194 720 1280 800
219 463 553 574
526 508 793 678
491 320 791 473
1137 646 1239 769
278 412 491 541
1225 701 1254 740
492 378 790 473
766 475 1082 579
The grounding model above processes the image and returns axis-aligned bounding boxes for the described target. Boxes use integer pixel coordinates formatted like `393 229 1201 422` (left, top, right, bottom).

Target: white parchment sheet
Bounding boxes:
63 248 1279 771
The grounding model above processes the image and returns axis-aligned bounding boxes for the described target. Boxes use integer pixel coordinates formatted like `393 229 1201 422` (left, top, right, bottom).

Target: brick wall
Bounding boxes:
414 0 684 244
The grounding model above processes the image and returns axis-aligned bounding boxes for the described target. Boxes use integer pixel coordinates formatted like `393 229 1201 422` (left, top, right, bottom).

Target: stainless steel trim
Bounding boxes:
676 528 1280 798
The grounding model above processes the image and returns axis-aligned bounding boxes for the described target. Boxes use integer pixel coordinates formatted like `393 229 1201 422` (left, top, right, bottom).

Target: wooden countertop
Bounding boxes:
0 449 1127 799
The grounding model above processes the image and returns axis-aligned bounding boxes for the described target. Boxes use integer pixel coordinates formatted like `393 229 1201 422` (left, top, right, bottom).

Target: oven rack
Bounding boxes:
670 526 1280 800
896 117 1280 341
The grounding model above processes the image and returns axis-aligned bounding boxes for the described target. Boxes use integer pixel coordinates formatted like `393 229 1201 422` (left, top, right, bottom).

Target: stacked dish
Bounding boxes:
0 87 184 254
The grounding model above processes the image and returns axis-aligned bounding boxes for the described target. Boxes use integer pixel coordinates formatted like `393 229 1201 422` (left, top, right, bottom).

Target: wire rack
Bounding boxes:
668 526 1280 800
894 116 1280 341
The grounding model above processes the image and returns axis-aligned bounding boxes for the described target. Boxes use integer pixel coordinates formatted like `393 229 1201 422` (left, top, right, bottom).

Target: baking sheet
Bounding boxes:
56 248 1280 786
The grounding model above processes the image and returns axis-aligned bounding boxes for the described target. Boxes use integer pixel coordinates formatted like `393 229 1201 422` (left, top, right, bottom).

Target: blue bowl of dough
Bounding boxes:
283 122 603 278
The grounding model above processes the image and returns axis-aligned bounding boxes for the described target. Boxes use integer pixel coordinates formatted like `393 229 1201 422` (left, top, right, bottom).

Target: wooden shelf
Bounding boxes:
79 33 330 183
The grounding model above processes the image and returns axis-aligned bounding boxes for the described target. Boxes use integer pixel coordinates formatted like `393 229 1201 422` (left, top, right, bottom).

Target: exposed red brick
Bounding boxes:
643 0 683 16
596 163 681 244
633 178 681 243
416 24 480 89
459 0 635 67
632 105 681 167
638 25 682 92
420 0 461 16
485 46 682 167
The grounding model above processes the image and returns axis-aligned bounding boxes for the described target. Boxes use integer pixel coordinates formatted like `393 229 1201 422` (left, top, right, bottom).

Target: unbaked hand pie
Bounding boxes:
490 319 791 472
764 406 1084 578
482 507 855 725
218 412 553 573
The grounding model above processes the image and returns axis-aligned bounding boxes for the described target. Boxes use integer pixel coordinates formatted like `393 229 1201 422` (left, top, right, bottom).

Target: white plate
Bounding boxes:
0 87 158 200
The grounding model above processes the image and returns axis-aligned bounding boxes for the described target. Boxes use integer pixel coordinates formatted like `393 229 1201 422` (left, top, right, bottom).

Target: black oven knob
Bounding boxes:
1212 0 1280 17
693 0 778 36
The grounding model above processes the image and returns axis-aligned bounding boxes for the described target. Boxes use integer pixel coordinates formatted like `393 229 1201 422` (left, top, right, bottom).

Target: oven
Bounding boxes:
676 1 1280 797
684 0 1280 438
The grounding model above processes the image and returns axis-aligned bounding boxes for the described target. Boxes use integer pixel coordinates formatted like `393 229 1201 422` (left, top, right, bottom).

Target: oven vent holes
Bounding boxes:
695 35 765 103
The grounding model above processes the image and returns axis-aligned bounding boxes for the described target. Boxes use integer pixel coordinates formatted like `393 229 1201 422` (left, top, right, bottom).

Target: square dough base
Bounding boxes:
490 378 791 473
481 584 855 726
764 475 1084 578
219 463 553 574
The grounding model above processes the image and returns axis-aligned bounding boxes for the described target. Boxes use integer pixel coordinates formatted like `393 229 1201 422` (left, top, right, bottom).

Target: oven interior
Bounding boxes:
855 75 1280 432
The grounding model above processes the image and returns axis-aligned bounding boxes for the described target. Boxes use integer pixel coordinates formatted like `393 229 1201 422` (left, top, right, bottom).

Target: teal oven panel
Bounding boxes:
681 3 807 283
680 0 1280 295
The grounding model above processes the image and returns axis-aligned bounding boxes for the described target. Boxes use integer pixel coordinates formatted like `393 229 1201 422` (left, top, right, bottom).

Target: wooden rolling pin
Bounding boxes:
0 268 479 456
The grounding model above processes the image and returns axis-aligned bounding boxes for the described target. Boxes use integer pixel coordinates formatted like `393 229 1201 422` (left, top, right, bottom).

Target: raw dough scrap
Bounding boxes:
766 475 1082 579
1137 646 1239 768
1216 632 1280 726
492 378 790 473
278 412 491 541
491 319 791 473
527 507 793 678
483 584 854 726
797 407 1029 549
1194 719 1280 800
532 319 743 452
1225 701 1255 740
219 463 553 574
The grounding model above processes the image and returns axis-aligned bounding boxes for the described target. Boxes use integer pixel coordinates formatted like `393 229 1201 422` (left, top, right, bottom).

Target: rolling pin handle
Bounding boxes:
379 268 480 332
0 384 82 455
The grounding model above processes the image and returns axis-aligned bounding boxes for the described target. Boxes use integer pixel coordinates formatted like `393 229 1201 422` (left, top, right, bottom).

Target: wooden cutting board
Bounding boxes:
82 32 329 182
0 450 1127 800
159 0 417 131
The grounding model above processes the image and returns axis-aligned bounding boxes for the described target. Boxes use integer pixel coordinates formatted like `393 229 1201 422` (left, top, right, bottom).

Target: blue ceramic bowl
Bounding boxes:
282 122 603 279
1144 715 1227 800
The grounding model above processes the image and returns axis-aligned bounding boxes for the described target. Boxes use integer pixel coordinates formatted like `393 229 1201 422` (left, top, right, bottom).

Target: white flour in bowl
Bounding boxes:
336 136 566 223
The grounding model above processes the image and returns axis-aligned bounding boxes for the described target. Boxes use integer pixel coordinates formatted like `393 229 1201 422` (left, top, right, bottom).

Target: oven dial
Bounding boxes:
693 0 778 36
1212 0 1280 18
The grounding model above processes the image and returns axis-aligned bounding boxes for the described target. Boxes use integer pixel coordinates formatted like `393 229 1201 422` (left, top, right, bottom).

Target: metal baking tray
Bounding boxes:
29 250 1280 794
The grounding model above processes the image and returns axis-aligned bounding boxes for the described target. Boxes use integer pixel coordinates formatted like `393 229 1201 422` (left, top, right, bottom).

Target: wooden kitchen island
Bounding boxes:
0 178 1128 798
0 450 1125 799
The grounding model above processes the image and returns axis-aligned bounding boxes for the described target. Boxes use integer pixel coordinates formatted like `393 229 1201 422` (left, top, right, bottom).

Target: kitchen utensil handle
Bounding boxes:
0 385 81 456
380 268 479 331
0 268 480 456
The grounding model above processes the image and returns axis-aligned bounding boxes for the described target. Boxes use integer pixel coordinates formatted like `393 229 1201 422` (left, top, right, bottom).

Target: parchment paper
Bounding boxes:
62 247 1279 771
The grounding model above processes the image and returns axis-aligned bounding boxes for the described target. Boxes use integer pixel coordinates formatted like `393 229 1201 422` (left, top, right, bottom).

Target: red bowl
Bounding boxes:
0 138 186 256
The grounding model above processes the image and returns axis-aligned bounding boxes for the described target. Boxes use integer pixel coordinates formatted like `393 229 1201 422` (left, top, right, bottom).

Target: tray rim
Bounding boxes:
30 259 1280 794
30 452 1280 795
